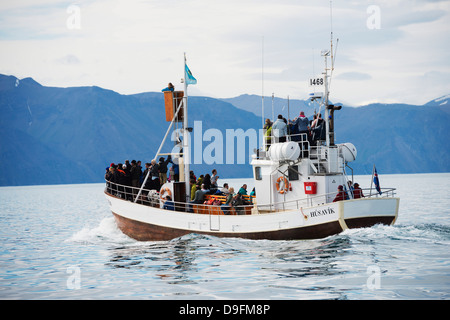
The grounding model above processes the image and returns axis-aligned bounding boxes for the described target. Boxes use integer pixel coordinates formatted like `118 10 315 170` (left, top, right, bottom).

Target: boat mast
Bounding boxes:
324 50 330 147
183 53 191 201
324 1 334 147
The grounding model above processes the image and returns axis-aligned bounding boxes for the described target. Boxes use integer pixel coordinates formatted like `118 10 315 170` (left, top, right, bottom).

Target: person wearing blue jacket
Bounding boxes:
161 83 174 92
271 114 287 142
163 195 175 211
293 111 309 134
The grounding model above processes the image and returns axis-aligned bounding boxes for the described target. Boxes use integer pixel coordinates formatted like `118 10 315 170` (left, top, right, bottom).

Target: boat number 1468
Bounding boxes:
309 77 324 86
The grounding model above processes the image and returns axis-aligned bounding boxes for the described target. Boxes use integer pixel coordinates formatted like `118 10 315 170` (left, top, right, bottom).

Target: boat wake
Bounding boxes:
67 214 450 253
65 217 450 300
66 217 134 245
340 223 450 245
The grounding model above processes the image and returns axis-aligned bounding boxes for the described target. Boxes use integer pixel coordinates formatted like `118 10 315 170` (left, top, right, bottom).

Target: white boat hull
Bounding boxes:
105 192 399 241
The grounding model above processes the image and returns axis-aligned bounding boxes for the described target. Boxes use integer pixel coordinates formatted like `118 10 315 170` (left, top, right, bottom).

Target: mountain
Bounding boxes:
0 74 260 186
333 102 450 174
0 74 449 186
424 94 450 107
224 96 450 175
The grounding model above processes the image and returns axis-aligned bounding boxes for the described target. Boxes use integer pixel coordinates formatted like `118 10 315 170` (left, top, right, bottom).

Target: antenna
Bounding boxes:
328 1 339 90
261 36 265 127
330 0 334 71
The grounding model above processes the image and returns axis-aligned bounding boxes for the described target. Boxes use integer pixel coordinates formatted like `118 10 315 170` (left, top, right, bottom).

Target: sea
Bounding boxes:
0 173 449 301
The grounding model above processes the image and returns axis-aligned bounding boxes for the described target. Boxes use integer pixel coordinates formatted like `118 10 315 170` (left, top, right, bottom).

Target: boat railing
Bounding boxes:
255 186 397 212
259 131 335 162
105 181 254 215
262 132 310 155
105 180 396 215
104 180 255 215
258 133 353 175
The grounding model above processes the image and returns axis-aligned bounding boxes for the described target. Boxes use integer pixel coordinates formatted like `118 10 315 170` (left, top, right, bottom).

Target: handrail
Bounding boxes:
254 186 396 212
263 132 309 147
259 132 335 161
265 132 309 143
104 180 255 214
105 180 396 215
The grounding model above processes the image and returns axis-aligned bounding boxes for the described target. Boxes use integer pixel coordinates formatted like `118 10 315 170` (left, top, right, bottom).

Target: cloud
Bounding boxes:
336 72 372 81
0 0 449 106
383 8 446 28
0 1 69 40
56 54 80 65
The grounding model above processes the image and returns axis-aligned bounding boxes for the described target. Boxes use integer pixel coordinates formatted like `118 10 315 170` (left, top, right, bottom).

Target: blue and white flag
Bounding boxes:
185 64 197 85
373 166 382 195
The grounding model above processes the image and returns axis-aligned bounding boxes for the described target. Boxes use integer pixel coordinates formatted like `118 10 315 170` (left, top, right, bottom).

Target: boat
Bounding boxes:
105 47 399 241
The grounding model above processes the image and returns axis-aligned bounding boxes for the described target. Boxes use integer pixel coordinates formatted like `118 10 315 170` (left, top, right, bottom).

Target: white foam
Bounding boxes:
66 217 133 244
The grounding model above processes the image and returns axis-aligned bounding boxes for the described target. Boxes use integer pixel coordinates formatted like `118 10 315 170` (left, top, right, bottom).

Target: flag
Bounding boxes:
373 166 382 195
185 64 197 85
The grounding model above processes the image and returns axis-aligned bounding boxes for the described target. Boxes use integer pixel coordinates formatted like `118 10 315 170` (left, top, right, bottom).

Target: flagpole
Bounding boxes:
183 53 190 202
369 164 375 197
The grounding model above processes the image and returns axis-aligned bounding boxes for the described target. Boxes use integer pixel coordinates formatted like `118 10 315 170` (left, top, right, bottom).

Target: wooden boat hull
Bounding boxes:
112 212 344 241
106 192 399 241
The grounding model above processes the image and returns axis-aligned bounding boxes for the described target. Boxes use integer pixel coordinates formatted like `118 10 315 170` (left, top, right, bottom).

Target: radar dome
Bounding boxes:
338 143 357 162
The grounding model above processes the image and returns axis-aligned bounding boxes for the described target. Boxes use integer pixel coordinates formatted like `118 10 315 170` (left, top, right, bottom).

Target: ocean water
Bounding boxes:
0 173 449 300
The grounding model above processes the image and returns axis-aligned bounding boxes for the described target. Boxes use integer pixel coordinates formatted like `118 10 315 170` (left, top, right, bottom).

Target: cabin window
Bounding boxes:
288 165 299 181
255 167 262 180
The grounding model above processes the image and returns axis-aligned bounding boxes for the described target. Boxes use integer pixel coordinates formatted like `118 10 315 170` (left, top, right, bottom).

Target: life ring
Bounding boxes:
276 176 289 194
160 187 172 201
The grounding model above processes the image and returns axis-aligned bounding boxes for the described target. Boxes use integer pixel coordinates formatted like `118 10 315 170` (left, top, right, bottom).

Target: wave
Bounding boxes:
66 214 450 257
66 217 134 245
339 223 450 246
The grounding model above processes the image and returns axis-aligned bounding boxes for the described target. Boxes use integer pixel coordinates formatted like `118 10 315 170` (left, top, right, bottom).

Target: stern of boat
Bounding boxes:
339 197 399 230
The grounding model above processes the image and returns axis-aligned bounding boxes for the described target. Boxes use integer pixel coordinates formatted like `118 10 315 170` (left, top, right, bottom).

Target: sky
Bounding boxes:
0 0 449 106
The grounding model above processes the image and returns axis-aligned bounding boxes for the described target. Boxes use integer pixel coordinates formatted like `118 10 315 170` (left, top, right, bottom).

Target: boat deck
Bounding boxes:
105 180 396 216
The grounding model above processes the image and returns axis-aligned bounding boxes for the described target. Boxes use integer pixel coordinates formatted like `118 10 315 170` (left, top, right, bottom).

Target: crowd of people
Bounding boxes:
263 111 326 150
188 170 256 215
105 159 364 213
105 156 175 193
105 158 256 214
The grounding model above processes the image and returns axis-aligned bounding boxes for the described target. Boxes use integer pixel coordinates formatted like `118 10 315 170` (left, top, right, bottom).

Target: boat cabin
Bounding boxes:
251 132 358 212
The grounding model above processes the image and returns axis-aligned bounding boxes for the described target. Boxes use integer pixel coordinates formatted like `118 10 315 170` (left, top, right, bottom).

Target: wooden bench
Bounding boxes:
191 194 255 215
203 194 255 204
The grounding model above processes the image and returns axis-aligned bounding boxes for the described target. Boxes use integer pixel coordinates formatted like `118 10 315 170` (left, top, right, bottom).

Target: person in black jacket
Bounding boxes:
122 164 131 186
130 160 141 187
203 174 211 190
105 165 120 194
149 159 160 191
142 162 153 191
158 155 171 185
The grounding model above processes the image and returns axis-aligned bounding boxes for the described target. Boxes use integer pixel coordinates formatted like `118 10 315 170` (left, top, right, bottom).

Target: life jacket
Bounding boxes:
353 188 364 199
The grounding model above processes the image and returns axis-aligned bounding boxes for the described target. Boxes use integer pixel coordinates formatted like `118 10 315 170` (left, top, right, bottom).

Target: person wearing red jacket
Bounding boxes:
353 183 365 199
333 185 346 202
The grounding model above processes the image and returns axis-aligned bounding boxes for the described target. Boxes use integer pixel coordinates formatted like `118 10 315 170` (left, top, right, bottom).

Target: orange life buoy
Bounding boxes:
276 176 289 194
160 187 172 201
